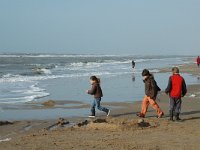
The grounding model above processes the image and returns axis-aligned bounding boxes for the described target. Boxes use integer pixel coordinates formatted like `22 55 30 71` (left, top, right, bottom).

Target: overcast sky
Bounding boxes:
0 0 199 55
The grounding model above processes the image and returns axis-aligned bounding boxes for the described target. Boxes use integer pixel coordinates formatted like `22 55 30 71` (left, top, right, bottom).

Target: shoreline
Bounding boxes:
1 62 200 150
159 62 200 76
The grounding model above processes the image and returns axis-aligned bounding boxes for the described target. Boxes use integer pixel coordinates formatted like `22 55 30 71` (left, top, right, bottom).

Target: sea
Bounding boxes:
0 54 198 120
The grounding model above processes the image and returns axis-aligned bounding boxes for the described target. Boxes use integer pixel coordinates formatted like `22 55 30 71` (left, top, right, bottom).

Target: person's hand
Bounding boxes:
86 90 89 93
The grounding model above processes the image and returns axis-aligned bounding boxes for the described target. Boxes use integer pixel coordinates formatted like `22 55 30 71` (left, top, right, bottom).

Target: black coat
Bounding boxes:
144 75 161 99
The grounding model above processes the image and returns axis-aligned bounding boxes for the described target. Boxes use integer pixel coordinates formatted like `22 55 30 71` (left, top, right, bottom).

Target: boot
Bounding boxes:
169 110 174 121
175 113 181 121
136 113 145 118
89 108 95 117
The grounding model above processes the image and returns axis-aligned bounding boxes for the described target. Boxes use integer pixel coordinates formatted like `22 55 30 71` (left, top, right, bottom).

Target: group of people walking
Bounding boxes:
136 67 187 121
86 62 187 122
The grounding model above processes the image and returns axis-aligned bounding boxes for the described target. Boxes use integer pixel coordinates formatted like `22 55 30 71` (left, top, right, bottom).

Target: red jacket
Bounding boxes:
196 57 200 64
165 74 187 98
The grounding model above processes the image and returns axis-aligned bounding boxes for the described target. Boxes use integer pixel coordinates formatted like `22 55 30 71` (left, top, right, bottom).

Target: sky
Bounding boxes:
0 0 200 55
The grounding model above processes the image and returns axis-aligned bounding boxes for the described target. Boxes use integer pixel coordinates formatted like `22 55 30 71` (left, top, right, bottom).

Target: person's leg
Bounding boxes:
139 96 150 117
148 96 164 117
90 99 96 116
96 98 109 114
174 99 182 121
169 97 175 121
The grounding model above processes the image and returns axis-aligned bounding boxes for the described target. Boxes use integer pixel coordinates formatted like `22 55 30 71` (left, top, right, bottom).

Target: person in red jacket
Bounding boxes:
165 67 187 121
196 56 200 67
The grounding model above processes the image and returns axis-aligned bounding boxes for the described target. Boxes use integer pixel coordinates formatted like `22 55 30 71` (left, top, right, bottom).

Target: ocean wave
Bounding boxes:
67 58 162 68
0 54 121 58
0 74 58 83
29 63 57 69
0 70 134 83
32 68 52 75
0 84 50 104
68 60 131 68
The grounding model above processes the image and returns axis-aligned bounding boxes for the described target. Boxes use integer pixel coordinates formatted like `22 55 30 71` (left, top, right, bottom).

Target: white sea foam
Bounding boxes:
0 82 50 104
67 60 132 70
0 67 139 83
0 74 58 83
36 68 52 75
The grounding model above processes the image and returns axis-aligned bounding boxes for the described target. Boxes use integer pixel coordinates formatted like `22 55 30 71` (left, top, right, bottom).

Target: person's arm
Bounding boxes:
87 85 97 95
165 77 172 94
182 79 187 97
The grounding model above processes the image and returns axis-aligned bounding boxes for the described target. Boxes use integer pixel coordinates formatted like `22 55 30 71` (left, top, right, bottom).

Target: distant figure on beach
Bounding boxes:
86 76 110 118
137 69 164 118
132 60 135 69
196 56 200 67
165 67 187 121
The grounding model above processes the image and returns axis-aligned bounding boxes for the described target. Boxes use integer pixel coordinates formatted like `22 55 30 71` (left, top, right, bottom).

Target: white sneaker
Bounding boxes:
107 110 111 117
88 115 95 118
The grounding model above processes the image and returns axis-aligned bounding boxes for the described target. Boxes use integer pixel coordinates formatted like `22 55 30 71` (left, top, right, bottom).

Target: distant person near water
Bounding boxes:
137 69 164 118
132 60 135 69
165 67 187 121
86 76 110 118
196 56 200 67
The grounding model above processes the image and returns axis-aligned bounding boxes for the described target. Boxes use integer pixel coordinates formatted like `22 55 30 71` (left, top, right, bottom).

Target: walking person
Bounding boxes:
86 76 110 118
137 69 164 118
132 60 135 69
165 67 187 121
196 56 200 67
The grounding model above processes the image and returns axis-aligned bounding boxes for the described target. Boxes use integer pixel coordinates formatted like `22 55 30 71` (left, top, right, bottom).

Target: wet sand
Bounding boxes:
160 62 200 76
0 63 200 150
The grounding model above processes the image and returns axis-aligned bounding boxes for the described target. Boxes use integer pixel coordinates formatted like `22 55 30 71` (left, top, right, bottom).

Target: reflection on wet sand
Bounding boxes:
132 73 135 82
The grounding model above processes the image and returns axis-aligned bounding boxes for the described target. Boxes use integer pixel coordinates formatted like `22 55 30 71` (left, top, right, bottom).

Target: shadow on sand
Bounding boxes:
182 117 200 122
181 110 200 116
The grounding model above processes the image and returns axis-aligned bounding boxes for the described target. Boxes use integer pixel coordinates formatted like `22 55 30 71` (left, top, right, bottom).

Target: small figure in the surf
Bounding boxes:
132 60 135 69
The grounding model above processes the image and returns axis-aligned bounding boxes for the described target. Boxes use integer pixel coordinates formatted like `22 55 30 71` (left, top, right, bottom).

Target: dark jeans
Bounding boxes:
91 98 109 116
169 97 182 113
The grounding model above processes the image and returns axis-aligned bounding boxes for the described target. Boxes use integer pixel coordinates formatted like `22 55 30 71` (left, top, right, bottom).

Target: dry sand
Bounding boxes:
0 63 200 150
